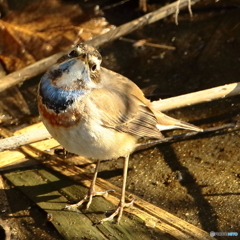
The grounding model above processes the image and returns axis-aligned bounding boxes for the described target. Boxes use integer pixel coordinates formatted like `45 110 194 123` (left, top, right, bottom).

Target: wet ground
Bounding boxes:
1 0 240 239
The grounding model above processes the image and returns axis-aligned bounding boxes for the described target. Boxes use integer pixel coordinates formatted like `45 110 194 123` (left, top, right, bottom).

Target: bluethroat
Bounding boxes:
37 43 202 224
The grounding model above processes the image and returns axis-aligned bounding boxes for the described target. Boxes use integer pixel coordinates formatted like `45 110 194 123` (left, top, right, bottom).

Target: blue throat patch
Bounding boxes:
39 74 85 114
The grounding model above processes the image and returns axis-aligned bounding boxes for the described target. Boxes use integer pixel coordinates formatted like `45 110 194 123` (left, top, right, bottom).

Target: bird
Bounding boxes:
37 43 202 224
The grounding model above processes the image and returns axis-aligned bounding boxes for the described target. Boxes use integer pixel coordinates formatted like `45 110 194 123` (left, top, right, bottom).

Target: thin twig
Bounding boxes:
101 0 131 10
120 37 176 50
135 123 237 151
139 0 147 12
175 0 181 24
0 0 200 93
175 0 193 25
141 41 176 50
188 0 193 17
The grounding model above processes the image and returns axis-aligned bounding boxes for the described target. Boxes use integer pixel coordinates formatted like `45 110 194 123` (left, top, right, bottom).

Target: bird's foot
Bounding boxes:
64 189 115 211
94 199 134 225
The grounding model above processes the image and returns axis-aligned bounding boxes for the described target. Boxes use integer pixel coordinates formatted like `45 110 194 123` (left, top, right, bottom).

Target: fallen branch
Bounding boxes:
1 80 239 152
0 127 51 152
152 82 240 111
0 0 200 93
88 0 199 46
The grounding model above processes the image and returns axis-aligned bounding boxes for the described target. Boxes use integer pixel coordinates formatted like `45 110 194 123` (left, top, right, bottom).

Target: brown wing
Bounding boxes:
88 87 163 139
98 67 202 133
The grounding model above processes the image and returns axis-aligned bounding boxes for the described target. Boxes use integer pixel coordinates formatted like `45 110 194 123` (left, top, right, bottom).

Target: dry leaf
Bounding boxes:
0 0 114 73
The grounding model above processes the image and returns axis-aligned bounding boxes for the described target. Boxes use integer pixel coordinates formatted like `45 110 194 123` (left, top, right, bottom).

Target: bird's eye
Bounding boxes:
91 64 97 72
68 50 78 58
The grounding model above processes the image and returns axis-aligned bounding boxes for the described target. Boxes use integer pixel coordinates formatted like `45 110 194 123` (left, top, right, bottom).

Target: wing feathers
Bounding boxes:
88 88 163 139
86 67 201 141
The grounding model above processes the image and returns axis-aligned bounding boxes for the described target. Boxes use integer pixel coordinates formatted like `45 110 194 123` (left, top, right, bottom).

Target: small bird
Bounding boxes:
37 43 202 224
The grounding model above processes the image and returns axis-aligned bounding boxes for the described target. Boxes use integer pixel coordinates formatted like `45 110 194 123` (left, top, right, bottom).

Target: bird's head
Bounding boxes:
38 44 102 116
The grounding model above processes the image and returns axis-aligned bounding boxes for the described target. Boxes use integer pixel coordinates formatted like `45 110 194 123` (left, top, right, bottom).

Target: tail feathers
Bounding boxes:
155 111 203 132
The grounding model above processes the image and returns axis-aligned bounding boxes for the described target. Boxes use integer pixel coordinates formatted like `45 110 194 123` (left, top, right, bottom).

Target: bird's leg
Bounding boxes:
97 155 134 224
65 159 114 210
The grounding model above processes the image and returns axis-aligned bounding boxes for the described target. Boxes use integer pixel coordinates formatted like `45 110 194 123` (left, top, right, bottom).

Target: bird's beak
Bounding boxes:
78 54 88 66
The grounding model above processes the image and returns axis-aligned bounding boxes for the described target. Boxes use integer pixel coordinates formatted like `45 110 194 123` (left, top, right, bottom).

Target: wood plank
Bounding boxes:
4 167 168 240
42 156 215 240
0 122 215 239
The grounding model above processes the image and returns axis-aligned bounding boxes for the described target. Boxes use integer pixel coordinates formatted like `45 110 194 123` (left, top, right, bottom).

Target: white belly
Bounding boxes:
42 117 137 160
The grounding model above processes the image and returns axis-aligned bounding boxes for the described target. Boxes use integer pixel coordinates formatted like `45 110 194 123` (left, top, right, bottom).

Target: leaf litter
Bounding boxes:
0 0 114 127
0 0 114 73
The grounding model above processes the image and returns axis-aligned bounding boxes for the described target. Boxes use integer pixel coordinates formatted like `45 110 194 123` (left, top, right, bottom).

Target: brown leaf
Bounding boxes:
0 0 114 73
0 86 31 124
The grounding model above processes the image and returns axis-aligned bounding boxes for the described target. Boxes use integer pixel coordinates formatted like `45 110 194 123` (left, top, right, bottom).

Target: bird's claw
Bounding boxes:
64 189 115 211
93 199 135 225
